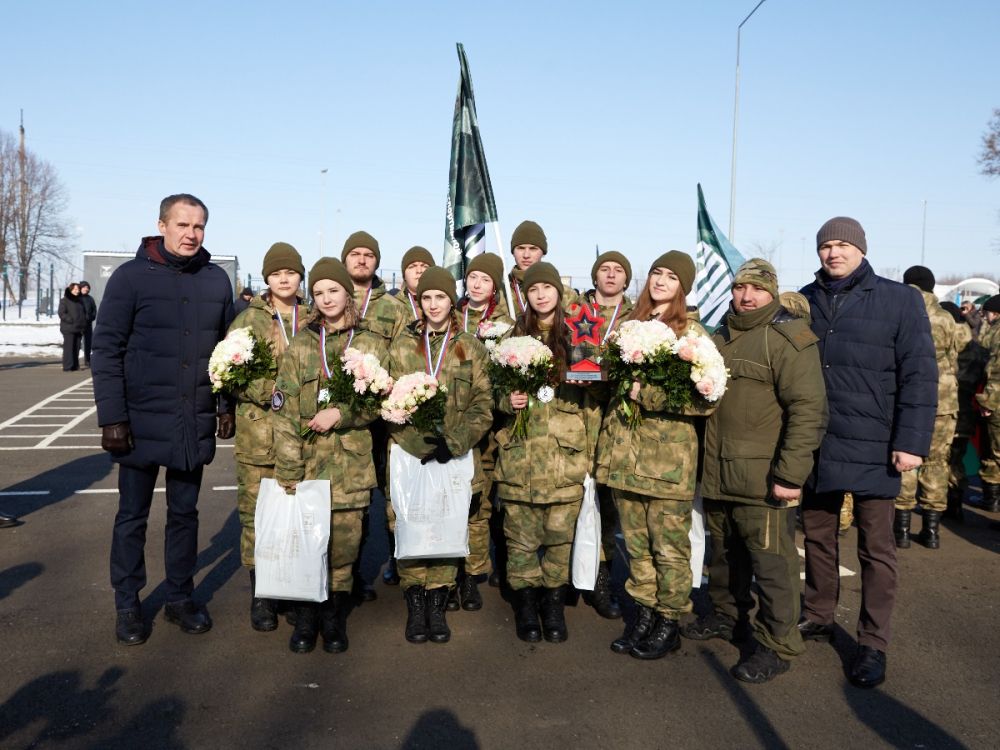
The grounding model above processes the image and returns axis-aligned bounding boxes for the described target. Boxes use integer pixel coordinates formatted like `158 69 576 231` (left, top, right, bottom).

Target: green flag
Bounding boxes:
693 184 745 329
443 43 499 282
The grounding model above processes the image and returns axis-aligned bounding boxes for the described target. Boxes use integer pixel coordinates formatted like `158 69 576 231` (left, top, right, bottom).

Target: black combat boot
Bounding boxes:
731 642 790 684
681 611 736 641
630 615 681 660
539 585 569 643
249 570 278 632
583 562 622 620
611 604 655 654
320 592 350 653
979 482 1000 513
426 587 452 644
512 587 541 642
916 510 941 549
459 574 483 611
403 586 428 644
944 486 965 522
288 603 319 653
893 509 911 549
446 585 460 612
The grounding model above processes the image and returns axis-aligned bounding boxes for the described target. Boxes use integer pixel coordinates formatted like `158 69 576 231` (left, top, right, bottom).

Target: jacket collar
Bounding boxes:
138 236 210 271
726 299 781 332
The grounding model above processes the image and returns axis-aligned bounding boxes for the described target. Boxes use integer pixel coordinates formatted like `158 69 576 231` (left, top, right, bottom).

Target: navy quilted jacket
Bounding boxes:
800 260 937 497
93 237 234 470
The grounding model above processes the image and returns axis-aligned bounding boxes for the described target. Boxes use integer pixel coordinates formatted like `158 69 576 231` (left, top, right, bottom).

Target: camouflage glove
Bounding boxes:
216 413 236 440
420 436 453 465
101 422 133 454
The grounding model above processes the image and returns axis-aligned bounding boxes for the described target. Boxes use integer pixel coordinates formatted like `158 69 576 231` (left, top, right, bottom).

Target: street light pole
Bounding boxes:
920 199 927 265
728 0 768 243
320 168 329 254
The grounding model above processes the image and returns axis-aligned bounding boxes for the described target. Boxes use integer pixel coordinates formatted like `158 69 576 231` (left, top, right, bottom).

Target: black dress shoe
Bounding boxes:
116 607 147 646
797 617 834 642
164 600 212 634
0 513 19 529
850 646 887 688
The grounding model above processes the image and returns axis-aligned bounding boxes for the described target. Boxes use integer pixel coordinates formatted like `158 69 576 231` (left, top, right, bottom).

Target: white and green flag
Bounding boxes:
693 184 744 329
443 43 498 284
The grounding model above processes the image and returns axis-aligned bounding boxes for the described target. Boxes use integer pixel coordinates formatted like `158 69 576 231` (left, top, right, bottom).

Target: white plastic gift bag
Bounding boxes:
689 486 707 588
389 444 474 560
253 478 330 602
571 473 601 590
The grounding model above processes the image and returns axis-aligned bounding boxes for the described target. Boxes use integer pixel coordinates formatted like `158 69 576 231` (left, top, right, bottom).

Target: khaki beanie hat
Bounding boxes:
308 257 355 296
816 217 867 255
732 258 779 300
262 242 305 279
415 266 458 305
466 252 504 291
649 251 696 295
591 250 632 287
522 261 563 296
401 246 436 272
510 220 548 255
341 230 381 267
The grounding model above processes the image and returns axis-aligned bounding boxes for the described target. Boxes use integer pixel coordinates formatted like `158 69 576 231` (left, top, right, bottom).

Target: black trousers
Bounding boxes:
110 463 204 610
82 323 93 364
62 333 81 371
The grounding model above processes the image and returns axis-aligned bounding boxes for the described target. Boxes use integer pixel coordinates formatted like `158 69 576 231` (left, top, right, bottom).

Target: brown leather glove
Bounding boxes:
101 422 133 453
216 412 235 439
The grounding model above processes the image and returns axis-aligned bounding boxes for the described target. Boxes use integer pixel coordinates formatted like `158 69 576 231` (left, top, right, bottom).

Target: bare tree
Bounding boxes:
980 108 1000 178
745 239 781 264
0 126 73 301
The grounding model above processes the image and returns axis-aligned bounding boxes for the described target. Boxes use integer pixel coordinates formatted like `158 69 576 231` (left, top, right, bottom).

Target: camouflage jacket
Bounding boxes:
355 277 408 346
228 294 310 465
701 301 828 506
385 322 494 496
572 291 634 347
914 288 959 416
272 323 387 509
390 288 424 324
493 376 603 504
595 318 717 501
976 319 1000 412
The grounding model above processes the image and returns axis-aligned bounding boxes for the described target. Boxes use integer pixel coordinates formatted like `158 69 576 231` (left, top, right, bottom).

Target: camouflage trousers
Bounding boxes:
503 498 581 590
704 499 805 660
329 509 365 593
466 482 494 577
895 413 956 512
596 483 619 563
979 413 1000 485
236 462 274 569
614 489 693 618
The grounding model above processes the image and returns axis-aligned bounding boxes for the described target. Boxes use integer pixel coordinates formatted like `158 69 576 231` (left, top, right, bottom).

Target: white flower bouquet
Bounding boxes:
208 327 275 394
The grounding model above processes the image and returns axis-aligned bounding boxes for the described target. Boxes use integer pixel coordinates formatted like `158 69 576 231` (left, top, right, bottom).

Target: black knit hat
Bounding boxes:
591 251 632 287
903 265 936 293
79 280 91 288
401 246 435 271
341 230 381 267
816 216 867 255
510 220 548 254
466 252 504 291
309 257 354 296
262 242 305 279
649 251 696 295
415 266 458 305
522 261 563 296
984 295 1000 314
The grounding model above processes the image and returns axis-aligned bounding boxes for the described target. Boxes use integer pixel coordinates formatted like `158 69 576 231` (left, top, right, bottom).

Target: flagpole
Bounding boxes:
492 222 516 318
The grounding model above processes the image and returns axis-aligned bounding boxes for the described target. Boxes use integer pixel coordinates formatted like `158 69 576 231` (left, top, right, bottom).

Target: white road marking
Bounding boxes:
36 405 98 448
797 546 855 578
76 488 165 494
0 490 50 496
0 378 93 429
0 444 234 451
212 486 237 491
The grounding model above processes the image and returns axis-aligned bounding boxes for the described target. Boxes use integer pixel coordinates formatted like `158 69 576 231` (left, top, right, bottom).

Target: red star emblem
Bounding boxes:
564 304 605 346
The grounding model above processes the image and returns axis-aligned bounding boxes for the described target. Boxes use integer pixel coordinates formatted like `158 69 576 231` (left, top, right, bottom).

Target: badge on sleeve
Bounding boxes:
271 390 285 411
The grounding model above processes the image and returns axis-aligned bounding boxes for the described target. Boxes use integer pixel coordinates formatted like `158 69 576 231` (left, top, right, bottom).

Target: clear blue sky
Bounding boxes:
5 0 1000 291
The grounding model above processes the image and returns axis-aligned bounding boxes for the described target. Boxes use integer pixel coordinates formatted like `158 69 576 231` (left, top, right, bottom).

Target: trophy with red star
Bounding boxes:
564 303 606 381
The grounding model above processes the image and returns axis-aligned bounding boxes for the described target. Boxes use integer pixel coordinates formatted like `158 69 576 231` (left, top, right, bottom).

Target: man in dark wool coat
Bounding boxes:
797 216 937 689
93 193 235 646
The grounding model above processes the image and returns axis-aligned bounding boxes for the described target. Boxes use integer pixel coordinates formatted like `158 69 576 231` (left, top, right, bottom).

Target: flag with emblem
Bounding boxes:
443 43 499 286
693 183 745 329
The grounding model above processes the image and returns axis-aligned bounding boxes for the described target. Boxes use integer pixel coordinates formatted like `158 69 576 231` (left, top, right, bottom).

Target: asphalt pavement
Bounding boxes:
0 358 997 749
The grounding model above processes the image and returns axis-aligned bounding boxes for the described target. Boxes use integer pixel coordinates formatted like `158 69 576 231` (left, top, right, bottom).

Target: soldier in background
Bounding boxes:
687 259 827 683
392 246 436 323
974 295 1000 513
506 221 547 316
940 301 985 521
893 267 958 549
